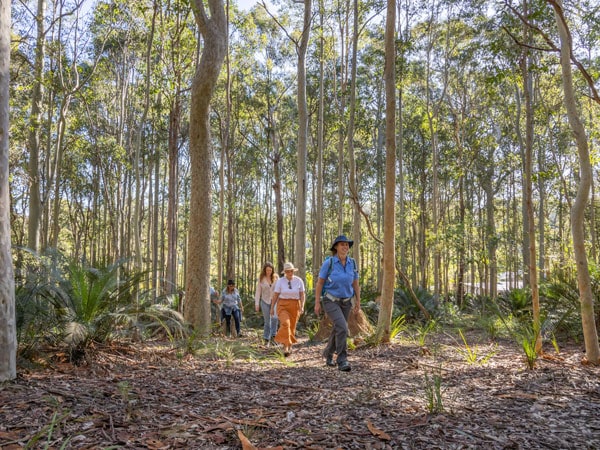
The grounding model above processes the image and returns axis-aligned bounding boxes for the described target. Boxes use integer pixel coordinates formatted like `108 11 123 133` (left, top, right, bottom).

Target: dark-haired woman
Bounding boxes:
219 279 243 337
254 262 279 344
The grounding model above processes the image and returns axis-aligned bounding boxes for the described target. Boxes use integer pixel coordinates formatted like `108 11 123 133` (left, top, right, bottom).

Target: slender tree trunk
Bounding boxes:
314 0 325 281
482 162 497 299
272 148 285 272
217 109 225 288
27 0 47 252
348 0 361 269
550 0 600 363
376 0 396 342
538 132 546 280
166 94 181 297
0 0 15 381
521 0 541 351
335 5 349 234
514 86 530 286
132 2 157 272
294 0 311 279
185 0 227 333
222 0 233 285
397 0 407 275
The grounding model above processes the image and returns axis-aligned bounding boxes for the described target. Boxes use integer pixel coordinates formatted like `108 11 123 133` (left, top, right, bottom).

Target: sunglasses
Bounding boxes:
288 281 292 289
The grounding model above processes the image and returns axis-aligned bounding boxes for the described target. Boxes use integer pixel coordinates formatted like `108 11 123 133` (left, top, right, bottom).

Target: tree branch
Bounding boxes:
503 0 600 105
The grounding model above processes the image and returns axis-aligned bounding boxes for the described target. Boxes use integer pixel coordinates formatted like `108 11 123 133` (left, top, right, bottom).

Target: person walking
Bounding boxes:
271 262 305 356
314 235 361 371
254 262 279 344
218 279 243 337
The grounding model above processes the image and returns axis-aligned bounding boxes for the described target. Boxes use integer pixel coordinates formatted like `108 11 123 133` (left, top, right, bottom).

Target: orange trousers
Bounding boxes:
274 299 301 347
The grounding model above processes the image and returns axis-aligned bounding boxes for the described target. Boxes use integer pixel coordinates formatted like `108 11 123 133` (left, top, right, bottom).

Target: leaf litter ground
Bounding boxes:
1 331 600 449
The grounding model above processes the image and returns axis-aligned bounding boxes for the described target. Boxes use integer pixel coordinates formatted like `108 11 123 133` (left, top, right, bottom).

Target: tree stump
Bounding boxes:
314 308 372 341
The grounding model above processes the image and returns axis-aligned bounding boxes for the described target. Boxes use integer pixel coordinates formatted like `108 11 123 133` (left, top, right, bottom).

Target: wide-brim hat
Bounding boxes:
282 262 299 274
330 235 354 251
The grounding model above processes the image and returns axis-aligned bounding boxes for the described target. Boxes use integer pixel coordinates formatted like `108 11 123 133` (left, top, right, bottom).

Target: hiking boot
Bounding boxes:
326 356 336 367
338 361 351 372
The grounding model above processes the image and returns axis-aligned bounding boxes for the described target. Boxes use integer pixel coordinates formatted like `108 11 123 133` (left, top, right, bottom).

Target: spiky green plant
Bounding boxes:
423 370 444 414
390 314 407 340
15 249 187 361
415 319 438 347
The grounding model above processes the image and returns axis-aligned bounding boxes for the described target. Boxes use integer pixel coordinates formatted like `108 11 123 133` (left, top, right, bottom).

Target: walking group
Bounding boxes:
214 234 361 372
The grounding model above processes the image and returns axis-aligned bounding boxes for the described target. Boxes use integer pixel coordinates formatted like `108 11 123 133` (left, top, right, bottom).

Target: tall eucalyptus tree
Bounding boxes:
294 0 311 279
0 0 15 382
375 0 395 342
549 0 600 364
164 0 196 296
26 0 47 252
520 0 541 351
347 0 361 268
185 0 226 332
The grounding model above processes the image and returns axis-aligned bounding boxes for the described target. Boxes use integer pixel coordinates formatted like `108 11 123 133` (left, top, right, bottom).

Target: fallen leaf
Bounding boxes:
366 419 391 441
238 429 257 450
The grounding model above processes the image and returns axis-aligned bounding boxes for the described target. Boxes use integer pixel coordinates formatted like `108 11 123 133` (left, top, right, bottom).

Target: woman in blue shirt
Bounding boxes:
218 279 243 337
314 235 361 371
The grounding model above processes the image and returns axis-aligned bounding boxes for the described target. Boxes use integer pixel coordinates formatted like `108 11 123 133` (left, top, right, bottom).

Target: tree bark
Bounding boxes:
313 0 325 283
26 0 47 252
294 0 311 279
375 0 396 342
549 0 600 363
521 0 541 352
166 94 181 297
348 0 361 273
0 0 16 381
185 0 227 333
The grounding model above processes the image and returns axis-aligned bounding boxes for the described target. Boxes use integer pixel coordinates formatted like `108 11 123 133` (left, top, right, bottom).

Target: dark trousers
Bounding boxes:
322 297 353 363
221 308 241 335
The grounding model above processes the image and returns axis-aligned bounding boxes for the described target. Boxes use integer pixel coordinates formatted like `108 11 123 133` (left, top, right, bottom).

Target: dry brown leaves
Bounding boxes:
1 332 600 449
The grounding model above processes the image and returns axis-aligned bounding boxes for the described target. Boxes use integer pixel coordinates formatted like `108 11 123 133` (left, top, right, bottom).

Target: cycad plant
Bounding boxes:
15 249 187 362
58 259 143 352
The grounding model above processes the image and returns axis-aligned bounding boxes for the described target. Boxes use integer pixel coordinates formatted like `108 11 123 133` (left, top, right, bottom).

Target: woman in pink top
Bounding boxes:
254 262 279 344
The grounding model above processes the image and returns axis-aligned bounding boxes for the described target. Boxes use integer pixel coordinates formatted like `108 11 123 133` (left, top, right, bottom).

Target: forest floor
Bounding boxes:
1 329 600 450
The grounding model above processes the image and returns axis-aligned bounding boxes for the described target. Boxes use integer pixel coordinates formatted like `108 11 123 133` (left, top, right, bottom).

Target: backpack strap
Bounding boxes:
322 257 334 296
326 256 334 279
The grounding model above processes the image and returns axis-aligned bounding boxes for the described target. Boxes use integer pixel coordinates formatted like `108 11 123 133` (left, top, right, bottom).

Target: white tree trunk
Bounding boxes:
550 0 600 363
0 0 16 381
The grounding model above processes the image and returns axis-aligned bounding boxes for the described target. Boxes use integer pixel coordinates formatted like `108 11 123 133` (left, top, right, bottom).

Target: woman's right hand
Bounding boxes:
314 300 321 316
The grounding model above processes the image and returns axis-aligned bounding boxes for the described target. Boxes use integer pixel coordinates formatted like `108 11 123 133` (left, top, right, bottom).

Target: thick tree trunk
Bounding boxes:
550 0 600 363
185 0 227 333
375 0 396 342
0 0 16 381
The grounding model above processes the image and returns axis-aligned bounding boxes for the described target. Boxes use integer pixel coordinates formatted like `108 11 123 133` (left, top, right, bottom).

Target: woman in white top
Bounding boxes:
271 262 305 356
254 262 279 344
